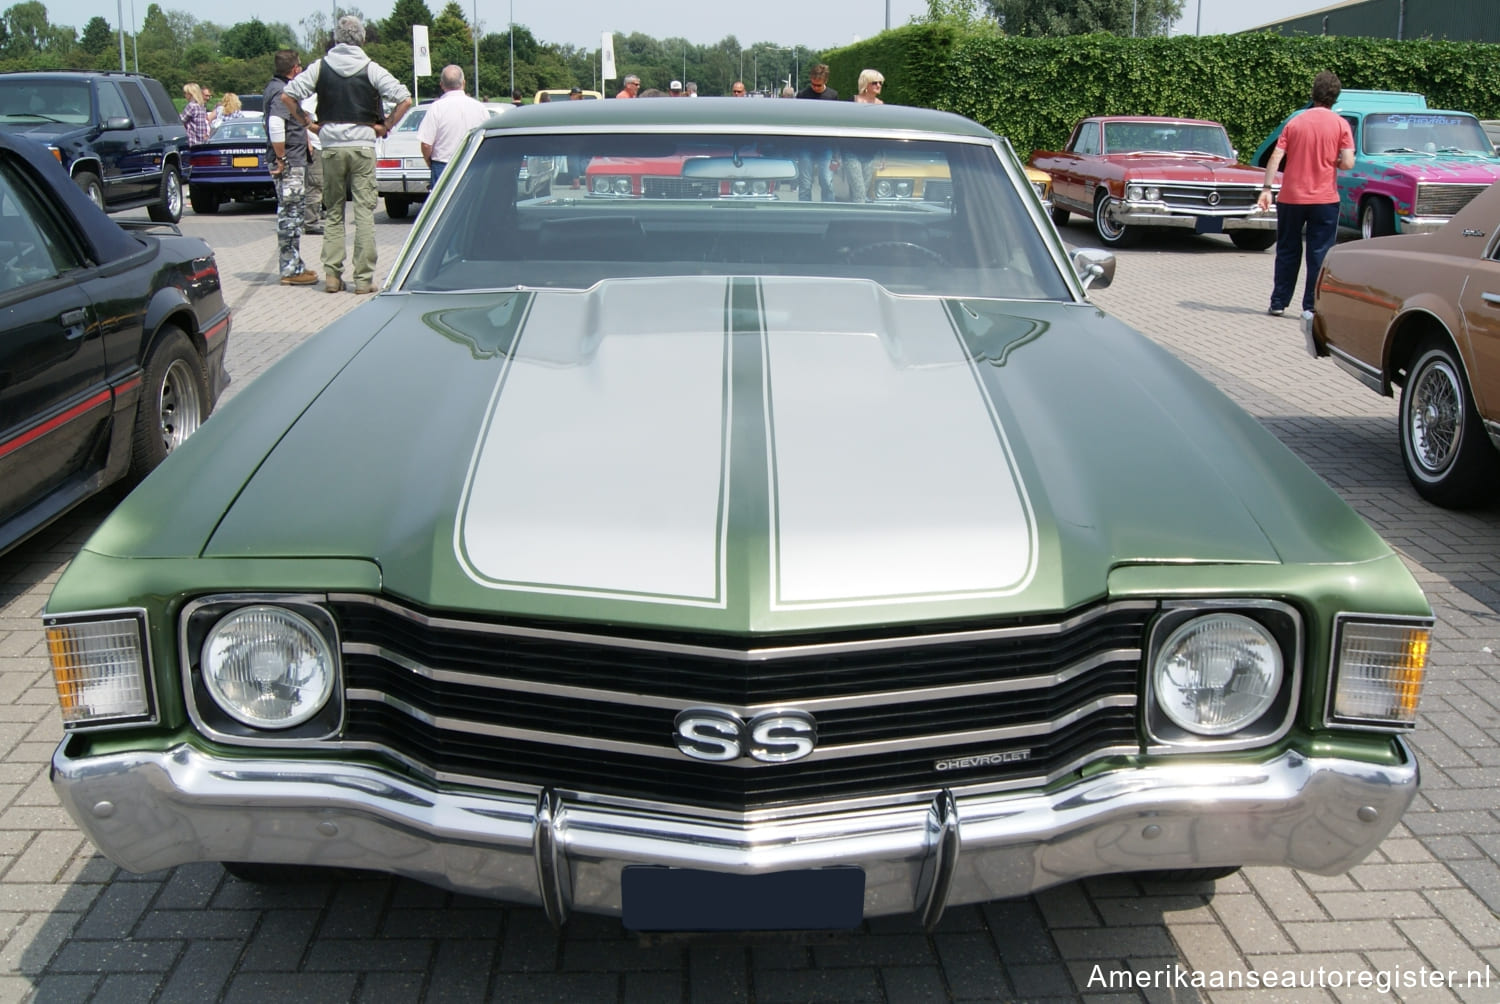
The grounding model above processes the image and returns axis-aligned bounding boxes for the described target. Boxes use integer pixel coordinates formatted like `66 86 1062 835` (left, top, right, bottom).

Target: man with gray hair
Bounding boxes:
418 65 492 189
615 74 640 99
282 15 411 294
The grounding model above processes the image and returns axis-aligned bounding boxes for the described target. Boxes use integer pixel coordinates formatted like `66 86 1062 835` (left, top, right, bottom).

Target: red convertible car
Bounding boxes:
1032 116 1279 250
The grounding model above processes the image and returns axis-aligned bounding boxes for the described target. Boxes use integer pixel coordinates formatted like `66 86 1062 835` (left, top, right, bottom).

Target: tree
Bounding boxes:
220 19 281 60
4 1 51 55
988 0 1183 37
80 15 114 56
379 0 434 51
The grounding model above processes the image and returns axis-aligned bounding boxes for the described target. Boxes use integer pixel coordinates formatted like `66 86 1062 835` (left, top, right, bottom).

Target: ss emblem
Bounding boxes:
673 708 817 763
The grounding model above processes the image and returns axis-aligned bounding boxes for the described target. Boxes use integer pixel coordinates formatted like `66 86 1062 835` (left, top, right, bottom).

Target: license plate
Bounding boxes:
405 158 427 170
232 156 259 168
621 867 864 932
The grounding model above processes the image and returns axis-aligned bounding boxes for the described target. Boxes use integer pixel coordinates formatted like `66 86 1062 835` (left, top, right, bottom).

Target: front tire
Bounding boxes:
1093 190 1136 246
1050 206 1070 227
148 164 183 223
130 328 208 481
1360 197 1394 239
384 195 410 219
74 170 104 210
1230 230 1276 251
1399 337 1498 507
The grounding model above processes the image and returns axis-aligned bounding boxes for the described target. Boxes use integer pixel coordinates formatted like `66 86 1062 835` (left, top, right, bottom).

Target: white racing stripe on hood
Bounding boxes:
761 280 1035 607
456 278 730 604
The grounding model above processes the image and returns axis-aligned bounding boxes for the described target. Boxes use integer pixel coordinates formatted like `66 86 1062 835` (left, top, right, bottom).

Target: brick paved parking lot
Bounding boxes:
0 202 1496 1002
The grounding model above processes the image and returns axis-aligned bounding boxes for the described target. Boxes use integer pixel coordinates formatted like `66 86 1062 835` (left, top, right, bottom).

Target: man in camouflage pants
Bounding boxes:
264 49 318 285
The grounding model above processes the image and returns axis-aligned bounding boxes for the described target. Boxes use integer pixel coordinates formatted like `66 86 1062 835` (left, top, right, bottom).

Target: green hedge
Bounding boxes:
825 28 1500 162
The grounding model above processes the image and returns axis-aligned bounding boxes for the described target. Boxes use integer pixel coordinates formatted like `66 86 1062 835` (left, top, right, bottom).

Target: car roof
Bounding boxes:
1331 90 1428 112
1091 115 1224 127
487 98 997 139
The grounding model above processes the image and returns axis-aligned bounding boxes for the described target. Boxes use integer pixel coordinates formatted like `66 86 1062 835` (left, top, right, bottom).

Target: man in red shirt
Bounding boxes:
1257 71 1355 317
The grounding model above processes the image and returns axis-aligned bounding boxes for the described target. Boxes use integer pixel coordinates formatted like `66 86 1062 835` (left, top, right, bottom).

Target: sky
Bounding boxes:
59 0 1327 56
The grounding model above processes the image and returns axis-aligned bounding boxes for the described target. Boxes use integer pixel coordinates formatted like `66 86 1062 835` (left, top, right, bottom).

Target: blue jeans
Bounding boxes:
430 162 446 189
1271 202 1339 312
798 148 835 202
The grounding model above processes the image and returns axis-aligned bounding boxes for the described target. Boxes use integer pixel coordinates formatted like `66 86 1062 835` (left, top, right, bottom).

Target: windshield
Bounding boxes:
1102 122 1233 157
395 108 428 133
0 81 91 124
1361 113 1494 155
403 131 1069 300
213 120 267 142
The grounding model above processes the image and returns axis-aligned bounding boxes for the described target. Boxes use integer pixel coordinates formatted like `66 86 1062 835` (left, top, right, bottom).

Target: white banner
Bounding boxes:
601 31 616 82
413 25 432 77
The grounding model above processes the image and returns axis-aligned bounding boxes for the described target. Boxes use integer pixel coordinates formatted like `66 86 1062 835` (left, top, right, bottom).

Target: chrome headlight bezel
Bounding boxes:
46 608 158 732
1322 614 1431 732
181 594 343 745
1144 600 1302 752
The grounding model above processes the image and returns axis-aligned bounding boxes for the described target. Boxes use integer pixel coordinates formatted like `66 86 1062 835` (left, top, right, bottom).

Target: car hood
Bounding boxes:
117 277 1390 632
0 121 81 140
1107 154 1260 181
1356 155 1500 182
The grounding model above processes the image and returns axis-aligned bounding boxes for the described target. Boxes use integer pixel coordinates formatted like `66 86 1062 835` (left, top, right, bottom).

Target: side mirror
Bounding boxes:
102 116 133 131
1071 248 1115 291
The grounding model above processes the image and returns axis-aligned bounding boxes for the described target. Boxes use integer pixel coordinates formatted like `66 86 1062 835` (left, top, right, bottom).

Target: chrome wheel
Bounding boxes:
1093 191 1134 246
1398 338 1498 508
158 357 203 453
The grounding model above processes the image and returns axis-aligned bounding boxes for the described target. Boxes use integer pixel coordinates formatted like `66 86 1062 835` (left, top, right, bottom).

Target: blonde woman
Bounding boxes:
842 69 885 203
181 83 210 144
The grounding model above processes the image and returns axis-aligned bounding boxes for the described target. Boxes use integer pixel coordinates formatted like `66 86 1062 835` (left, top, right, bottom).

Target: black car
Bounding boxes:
0 131 230 554
0 70 188 223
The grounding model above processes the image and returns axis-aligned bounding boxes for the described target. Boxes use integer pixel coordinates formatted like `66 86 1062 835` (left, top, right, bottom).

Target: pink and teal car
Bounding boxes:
1253 90 1500 239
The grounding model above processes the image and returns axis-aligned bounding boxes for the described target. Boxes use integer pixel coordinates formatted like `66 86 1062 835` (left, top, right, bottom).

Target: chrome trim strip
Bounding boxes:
327 592 1157 662
329 738 1141 824
343 642 1138 715
52 742 1420 919
1328 346 1385 394
345 689 1136 763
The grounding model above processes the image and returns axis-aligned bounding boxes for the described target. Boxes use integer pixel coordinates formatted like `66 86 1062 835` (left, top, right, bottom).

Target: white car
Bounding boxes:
375 101 510 218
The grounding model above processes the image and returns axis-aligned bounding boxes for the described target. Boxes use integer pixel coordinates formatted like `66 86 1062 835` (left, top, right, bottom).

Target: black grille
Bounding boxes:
329 598 1153 811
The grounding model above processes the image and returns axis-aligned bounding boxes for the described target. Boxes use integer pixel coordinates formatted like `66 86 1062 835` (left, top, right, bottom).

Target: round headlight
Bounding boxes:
752 180 769 195
874 179 893 198
731 179 748 195
1126 184 1143 201
1153 614 1281 736
591 176 609 194
202 606 335 729
895 180 913 197
613 177 631 195
1031 181 1047 200
1145 186 1161 201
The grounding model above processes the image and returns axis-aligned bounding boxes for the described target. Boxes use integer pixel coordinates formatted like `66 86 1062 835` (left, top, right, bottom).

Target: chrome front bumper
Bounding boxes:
1396 215 1448 234
52 740 1416 928
1111 203 1277 230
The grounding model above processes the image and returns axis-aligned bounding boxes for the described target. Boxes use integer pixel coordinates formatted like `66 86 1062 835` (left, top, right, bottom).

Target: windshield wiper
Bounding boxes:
1380 146 1434 156
2 113 66 122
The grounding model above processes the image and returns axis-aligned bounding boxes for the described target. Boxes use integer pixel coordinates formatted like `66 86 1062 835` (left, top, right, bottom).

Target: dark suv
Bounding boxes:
0 70 187 222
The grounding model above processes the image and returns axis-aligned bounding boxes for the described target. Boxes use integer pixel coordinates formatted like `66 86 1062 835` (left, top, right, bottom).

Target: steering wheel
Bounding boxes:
845 240 949 267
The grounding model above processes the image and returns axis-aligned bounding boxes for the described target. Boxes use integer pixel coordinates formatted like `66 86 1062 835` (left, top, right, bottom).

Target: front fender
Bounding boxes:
1383 297 1467 391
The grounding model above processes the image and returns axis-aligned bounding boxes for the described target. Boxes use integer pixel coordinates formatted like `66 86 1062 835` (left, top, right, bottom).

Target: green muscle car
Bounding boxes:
47 100 1432 933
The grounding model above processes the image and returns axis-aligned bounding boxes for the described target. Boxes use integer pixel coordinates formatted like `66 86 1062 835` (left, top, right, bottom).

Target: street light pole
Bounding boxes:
508 0 515 96
116 0 125 70
130 0 138 71
472 0 479 97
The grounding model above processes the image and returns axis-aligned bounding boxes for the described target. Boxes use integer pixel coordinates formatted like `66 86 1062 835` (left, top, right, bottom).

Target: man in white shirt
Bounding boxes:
418 65 493 188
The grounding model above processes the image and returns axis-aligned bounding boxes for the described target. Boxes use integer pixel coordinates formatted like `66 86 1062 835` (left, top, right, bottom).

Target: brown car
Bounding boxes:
1306 180 1500 507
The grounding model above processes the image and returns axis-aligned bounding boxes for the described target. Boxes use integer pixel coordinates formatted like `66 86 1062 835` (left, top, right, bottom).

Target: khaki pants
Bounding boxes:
320 146 379 285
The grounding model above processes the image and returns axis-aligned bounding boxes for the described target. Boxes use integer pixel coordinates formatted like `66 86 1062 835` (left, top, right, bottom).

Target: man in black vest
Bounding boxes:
282 16 411 294
263 50 317 285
